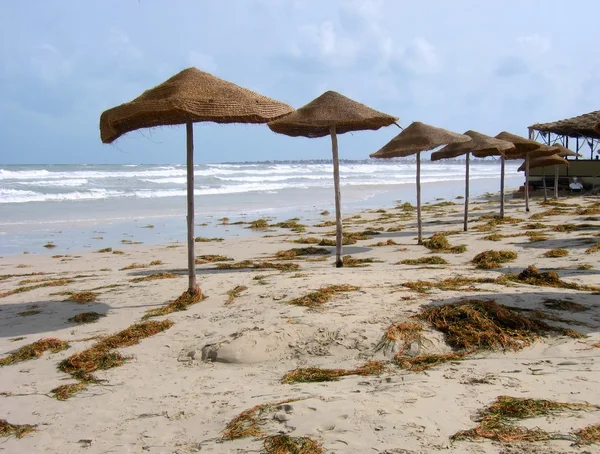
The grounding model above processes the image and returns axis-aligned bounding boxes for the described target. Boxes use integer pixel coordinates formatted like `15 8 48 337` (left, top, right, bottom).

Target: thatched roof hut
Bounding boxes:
529 110 600 140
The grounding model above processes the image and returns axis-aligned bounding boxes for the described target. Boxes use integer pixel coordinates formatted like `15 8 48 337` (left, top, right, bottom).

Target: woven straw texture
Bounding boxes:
370 122 470 159
431 146 467 161
518 154 570 171
530 111 600 140
433 130 514 159
100 68 295 143
551 144 581 158
495 131 546 159
595 121 600 133
267 91 397 138
505 144 562 160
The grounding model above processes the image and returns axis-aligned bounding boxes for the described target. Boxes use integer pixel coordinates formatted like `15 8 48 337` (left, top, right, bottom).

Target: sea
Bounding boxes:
0 160 523 256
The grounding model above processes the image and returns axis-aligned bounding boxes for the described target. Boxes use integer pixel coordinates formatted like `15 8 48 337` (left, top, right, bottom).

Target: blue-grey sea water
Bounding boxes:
0 160 524 256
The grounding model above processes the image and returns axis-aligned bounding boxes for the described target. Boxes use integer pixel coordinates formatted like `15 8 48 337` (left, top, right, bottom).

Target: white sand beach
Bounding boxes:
1 195 600 454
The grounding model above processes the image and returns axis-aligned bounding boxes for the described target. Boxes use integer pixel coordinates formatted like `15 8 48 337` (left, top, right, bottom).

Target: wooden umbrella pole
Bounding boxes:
554 165 559 199
463 151 470 231
416 151 422 244
500 155 505 218
542 168 547 202
186 122 197 294
330 125 343 268
525 153 530 212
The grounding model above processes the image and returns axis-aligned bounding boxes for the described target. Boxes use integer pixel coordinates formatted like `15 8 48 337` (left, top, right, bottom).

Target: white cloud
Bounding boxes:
188 51 218 73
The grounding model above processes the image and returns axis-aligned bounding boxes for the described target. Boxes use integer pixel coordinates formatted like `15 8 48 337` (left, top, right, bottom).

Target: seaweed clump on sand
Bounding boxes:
397 256 449 265
286 284 359 308
416 299 580 353
282 361 386 384
225 285 248 305
452 396 599 443
263 435 323 454
274 247 330 260
0 338 69 367
143 287 205 319
195 255 233 264
0 278 74 299
422 233 466 254
396 352 468 372
390 299 575 373
374 321 424 356
0 419 37 439
401 276 491 294
222 398 306 440
271 219 307 233
370 239 399 247
130 272 179 283
543 248 569 258
216 260 300 272
54 319 174 400
63 291 99 303
471 250 517 269
68 312 105 324
502 266 600 291
338 256 377 267
574 424 600 446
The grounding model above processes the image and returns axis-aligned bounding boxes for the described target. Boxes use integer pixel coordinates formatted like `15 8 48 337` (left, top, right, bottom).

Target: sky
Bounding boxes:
1 0 599 165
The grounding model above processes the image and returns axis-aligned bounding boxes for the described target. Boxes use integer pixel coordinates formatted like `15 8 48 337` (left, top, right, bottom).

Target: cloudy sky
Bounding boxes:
1 0 599 164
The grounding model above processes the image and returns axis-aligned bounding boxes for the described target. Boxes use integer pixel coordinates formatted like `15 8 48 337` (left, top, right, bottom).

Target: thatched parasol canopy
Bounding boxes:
432 130 514 231
370 122 471 158
517 154 570 171
551 144 581 158
495 131 541 158
433 130 514 160
100 67 294 144
267 91 396 139
99 67 294 294
369 122 471 242
268 90 397 267
495 131 553 212
595 121 600 133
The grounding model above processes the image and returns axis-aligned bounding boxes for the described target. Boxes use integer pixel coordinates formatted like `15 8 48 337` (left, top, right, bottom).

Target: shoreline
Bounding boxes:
0 194 599 453
1 181 522 257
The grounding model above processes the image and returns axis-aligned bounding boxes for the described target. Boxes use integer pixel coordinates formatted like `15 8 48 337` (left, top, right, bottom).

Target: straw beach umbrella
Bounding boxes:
544 145 580 199
517 153 570 201
517 154 570 172
100 67 294 295
432 130 514 232
370 122 472 243
268 91 397 267
495 131 554 213
595 122 600 133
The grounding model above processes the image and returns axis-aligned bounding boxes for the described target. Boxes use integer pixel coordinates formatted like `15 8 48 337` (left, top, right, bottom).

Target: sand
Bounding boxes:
1 194 599 454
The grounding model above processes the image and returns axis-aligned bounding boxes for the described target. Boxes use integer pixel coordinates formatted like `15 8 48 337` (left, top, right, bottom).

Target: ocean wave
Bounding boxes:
140 177 188 184
0 162 518 184
0 188 125 204
19 179 88 187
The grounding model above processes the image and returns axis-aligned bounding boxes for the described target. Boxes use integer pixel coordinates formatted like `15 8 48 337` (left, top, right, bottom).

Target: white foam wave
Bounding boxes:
0 188 125 204
140 177 188 184
19 179 88 187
